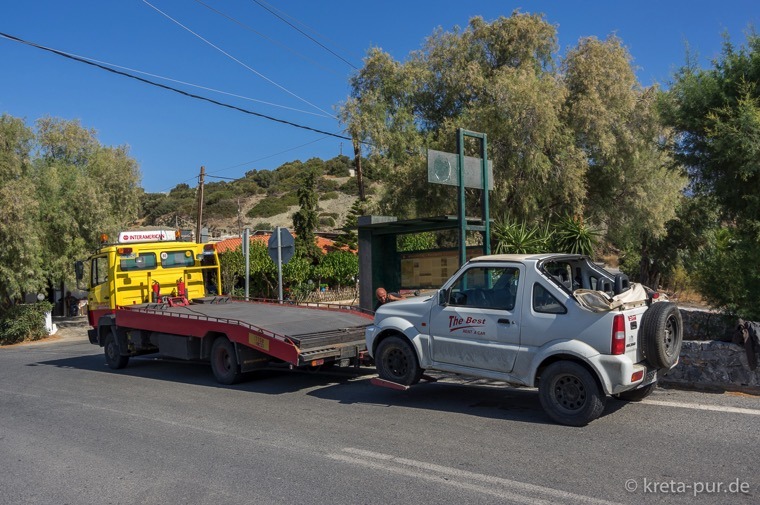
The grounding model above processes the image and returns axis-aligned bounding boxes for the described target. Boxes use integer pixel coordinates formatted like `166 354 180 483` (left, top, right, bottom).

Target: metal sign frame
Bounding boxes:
457 129 490 266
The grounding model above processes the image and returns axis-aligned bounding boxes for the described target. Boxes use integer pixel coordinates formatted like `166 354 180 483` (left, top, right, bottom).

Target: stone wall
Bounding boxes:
680 308 736 342
662 306 758 393
661 340 760 392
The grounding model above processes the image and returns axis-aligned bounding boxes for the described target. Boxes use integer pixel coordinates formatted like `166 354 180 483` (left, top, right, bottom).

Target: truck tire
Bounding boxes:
210 338 242 385
375 336 423 386
539 361 606 426
639 302 683 369
614 382 656 402
104 330 129 370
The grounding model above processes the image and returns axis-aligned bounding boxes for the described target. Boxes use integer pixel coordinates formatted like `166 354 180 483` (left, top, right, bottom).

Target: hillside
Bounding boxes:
139 155 380 237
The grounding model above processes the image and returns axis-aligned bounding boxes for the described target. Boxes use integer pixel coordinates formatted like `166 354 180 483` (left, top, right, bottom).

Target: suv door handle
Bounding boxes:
498 318 511 324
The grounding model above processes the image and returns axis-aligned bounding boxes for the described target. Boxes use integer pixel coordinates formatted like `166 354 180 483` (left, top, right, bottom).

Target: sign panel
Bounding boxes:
118 230 176 243
427 150 494 190
267 228 295 264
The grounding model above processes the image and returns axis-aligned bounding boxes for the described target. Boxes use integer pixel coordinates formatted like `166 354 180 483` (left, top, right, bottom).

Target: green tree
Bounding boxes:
0 115 43 305
219 247 245 295
33 117 141 287
333 198 368 251
562 37 686 250
341 13 587 222
313 251 359 288
292 168 322 262
659 32 760 316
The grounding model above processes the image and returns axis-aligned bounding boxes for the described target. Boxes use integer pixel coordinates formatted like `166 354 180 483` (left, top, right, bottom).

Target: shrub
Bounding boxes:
319 192 339 201
0 302 53 345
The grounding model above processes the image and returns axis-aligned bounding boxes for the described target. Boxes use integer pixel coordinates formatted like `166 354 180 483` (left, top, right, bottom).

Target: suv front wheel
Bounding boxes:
539 361 606 426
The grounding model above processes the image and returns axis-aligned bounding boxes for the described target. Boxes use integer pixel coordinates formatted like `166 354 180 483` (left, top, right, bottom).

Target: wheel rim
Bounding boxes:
550 373 588 413
216 348 232 373
663 315 678 357
106 341 117 361
384 348 408 378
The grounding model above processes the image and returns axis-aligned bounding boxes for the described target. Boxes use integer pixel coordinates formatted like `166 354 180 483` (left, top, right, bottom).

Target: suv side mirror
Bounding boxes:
438 288 449 306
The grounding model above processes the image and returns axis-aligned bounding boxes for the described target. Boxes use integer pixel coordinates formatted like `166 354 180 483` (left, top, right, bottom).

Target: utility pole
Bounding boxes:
196 166 205 243
237 198 242 237
352 137 365 201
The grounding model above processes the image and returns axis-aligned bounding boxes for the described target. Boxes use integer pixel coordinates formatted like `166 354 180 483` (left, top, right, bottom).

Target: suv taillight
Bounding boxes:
611 314 626 355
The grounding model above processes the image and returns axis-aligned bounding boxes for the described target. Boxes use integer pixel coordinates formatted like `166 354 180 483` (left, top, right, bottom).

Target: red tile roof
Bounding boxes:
214 234 351 255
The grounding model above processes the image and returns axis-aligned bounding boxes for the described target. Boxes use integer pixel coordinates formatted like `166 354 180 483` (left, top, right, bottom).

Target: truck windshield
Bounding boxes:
119 253 157 271
161 250 195 268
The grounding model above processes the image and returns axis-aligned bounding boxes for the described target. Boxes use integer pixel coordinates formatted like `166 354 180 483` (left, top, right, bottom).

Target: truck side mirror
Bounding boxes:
74 261 84 281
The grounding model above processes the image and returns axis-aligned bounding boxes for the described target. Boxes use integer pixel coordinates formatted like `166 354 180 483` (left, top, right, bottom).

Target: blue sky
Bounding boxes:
1 1 758 193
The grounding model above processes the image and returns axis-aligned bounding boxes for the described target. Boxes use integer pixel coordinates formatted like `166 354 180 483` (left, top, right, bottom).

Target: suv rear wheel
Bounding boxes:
539 361 606 426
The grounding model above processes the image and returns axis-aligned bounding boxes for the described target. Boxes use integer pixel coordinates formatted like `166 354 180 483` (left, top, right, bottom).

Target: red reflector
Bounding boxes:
204 244 215 251
117 247 133 255
611 314 626 355
652 292 660 299
631 370 644 382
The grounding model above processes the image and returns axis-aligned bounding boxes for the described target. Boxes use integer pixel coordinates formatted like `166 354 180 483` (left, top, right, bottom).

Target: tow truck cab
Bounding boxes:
81 229 222 329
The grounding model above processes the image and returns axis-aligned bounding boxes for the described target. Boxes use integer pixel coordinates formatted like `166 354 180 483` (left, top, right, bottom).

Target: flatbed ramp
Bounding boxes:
113 299 373 367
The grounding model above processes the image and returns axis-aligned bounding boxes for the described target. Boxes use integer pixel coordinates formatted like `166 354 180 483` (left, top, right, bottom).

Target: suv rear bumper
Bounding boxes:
591 354 659 395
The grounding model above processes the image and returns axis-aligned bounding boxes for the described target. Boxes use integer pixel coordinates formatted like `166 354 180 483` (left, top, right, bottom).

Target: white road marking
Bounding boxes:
328 448 623 505
642 399 760 415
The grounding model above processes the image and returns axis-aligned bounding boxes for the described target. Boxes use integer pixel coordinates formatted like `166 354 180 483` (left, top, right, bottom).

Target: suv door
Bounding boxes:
428 263 524 373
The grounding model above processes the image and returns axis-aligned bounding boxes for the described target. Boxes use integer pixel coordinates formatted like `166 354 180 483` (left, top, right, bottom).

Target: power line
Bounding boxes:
44 51 331 118
0 31 353 141
142 0 336 119
250 0 358 70
193 0 343 78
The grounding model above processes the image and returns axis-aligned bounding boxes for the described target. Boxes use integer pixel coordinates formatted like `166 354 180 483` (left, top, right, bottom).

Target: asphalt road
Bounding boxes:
1 323 759 505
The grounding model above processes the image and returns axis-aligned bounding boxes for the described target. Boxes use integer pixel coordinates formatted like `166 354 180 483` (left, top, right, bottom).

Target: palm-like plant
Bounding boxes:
552 214 601 256
492 215 552 254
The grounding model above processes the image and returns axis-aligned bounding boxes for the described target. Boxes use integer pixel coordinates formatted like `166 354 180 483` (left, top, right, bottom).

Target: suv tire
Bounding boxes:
376 336 423 386
539 361 606 426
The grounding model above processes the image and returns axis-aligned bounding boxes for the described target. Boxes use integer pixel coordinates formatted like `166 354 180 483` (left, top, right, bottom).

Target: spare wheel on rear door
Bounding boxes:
639 301 683 369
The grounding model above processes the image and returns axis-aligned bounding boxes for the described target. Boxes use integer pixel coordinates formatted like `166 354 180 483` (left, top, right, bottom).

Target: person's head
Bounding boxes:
375 287 387 303
66 291 72 297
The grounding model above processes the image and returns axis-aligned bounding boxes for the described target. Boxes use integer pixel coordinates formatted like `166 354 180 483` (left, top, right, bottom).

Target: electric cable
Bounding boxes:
250 0 358 69
193 0 342 78
0 31 352 143
143 0 336 119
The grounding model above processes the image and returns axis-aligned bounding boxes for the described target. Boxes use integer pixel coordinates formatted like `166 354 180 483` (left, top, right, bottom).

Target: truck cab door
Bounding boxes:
428 263 524 373
87 254 114 324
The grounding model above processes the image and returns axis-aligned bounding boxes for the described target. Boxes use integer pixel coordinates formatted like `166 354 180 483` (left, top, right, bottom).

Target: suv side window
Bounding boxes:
448 266 519 310
533 283 567 314
91 256 109 287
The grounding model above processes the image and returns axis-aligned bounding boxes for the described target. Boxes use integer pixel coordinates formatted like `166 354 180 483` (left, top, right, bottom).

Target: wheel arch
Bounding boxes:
533 353 606 395
201 330 230 360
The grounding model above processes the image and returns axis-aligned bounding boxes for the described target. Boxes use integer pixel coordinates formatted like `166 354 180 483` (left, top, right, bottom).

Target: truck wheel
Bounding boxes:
104 330 129 370
640 302 683 369
614 382 656 402
210 338 242 385
375 336 423 386
539 361 606 426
